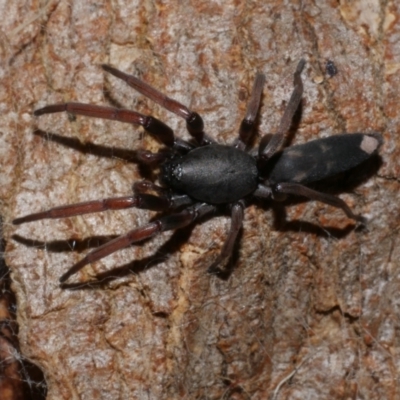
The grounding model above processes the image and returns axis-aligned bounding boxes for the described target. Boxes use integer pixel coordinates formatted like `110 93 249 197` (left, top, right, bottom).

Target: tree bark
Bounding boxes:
2 0 400 399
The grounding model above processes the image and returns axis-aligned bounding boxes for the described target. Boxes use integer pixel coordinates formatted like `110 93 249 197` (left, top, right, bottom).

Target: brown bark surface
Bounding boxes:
2 1 400 399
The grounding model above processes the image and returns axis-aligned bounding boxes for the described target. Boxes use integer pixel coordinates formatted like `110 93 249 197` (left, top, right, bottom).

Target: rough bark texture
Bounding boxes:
2 0 400 399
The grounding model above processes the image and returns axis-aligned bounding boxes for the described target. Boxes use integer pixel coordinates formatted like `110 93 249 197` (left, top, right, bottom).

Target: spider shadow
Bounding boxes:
258 153 382 238
33 129 139 163
59 224 196 290
33 129 155 179
12 234 117 253
13 220 196 289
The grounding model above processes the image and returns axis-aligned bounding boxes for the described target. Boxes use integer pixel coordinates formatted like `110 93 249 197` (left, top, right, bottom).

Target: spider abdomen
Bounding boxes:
266 133 382 185
161 144 258 204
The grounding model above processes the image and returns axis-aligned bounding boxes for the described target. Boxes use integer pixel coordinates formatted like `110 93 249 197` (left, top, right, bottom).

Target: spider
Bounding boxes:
13 59 382 283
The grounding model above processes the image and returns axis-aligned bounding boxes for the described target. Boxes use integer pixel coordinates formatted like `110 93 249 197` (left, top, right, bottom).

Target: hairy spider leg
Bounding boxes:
59 203 216 283
274 183 365 223
236 73 266 150
13 196 139 225
258 59 305 159
34 103 176 148
102 64 212 146
207 202 245 274
13 181 194 225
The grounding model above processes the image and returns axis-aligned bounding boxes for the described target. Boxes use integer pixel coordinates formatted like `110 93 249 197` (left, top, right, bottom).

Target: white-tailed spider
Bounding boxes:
13 60 382 283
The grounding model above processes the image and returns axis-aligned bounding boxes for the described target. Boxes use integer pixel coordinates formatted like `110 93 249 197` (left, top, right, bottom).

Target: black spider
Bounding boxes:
13 59 382 283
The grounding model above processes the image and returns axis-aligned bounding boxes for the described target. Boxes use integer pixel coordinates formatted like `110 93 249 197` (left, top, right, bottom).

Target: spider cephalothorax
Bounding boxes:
13 60 382 283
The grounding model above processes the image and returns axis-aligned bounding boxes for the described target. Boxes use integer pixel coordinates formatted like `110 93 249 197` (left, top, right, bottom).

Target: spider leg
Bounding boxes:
59 203 216 283
13 185 194 224
102 64 212 146
236 73 266 150
207 202 244 274
274 182 365 222
34 103 176 148
13 196 139 225
259 59 305 158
